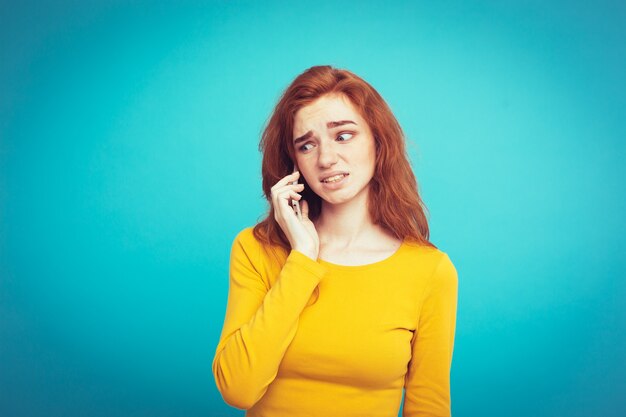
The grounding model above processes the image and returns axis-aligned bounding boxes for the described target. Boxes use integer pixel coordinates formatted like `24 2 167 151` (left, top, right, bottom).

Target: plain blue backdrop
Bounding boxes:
1 1 624 416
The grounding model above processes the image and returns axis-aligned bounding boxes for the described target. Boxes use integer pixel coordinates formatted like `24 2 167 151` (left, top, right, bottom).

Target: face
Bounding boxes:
292 93 377 206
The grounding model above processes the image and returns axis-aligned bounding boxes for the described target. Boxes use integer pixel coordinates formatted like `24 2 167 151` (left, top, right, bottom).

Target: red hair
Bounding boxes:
253 65 436 256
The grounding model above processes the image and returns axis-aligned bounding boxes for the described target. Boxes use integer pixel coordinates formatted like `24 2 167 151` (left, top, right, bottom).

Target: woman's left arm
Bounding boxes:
403 253 459 417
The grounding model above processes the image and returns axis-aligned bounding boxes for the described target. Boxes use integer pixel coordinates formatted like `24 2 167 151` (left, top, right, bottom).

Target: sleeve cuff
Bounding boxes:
287 249 329 280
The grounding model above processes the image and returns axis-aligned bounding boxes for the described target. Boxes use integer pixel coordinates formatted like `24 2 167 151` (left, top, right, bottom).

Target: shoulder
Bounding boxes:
232 226 257 247
227 227 266 281
425 247 458 293
230 226 289 269
403 242 454 267
434 250 457 282
230 226 264 260
403 243 458 287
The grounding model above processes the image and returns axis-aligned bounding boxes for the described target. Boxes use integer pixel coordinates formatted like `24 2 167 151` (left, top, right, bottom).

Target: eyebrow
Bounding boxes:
293 120 357 144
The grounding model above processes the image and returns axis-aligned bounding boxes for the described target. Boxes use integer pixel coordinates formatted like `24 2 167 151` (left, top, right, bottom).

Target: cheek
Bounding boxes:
358 147 377 168
298 164 316 186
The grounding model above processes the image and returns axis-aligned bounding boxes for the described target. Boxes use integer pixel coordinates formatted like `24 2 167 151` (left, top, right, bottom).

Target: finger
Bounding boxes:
278 190 301 202
271 171 300 191
271 183 304 200
275 194 301 225
275 190 301 215
271 182 302 210
301 199 309 218
273 182 304 192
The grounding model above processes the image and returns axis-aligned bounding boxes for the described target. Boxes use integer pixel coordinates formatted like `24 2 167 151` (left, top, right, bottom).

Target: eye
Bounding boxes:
337 132 354 141
298 142 314 152
298 132 354 153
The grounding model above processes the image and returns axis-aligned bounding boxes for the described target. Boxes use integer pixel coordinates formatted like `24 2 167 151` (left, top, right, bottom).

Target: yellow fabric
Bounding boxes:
212 227 458 417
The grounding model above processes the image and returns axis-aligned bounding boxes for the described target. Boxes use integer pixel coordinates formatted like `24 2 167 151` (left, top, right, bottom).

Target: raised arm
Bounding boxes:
403 253 459 417
212 230 328 409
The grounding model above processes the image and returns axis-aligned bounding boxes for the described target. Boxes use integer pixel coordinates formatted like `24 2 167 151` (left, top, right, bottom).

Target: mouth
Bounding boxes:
320 173 349 183
320 173 349 189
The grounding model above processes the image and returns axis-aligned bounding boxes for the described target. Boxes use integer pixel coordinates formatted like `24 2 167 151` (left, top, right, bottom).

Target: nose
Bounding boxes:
317 138 339 168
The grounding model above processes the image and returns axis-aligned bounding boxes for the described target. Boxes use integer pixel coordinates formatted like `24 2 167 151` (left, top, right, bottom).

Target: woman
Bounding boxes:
212 65 458 416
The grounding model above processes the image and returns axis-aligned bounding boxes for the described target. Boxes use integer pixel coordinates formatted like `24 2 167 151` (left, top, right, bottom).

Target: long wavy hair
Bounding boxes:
253 65 436 257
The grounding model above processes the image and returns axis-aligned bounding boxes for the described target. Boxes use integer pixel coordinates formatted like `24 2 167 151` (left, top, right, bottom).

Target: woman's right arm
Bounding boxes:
212 229 328 410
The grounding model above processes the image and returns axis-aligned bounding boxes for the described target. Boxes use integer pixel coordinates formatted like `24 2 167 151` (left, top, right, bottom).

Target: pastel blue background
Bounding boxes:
1 1 624 416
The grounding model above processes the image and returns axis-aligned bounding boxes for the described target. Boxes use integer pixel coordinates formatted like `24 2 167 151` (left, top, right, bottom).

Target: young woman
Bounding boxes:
212 65 458 417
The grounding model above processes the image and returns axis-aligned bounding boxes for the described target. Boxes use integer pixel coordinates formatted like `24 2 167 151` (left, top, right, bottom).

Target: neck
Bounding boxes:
313 188 381 248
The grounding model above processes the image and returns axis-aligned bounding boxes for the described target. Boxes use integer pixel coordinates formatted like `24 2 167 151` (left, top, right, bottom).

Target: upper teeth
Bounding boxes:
323 174 347 183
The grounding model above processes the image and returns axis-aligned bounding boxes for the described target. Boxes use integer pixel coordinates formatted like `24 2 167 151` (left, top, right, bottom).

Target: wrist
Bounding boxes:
294 247 318 261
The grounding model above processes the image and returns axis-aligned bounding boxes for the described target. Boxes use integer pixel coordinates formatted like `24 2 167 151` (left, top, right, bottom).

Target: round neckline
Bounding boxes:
316 239 407 271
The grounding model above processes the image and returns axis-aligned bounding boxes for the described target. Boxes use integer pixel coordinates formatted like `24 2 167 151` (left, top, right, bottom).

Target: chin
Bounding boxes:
319 191 359 205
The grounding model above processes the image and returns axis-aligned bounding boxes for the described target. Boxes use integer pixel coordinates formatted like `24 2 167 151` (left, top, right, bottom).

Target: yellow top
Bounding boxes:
212 227 458 417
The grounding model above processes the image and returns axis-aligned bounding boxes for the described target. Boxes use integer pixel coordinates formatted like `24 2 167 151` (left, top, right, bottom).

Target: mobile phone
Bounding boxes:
290 163 303 221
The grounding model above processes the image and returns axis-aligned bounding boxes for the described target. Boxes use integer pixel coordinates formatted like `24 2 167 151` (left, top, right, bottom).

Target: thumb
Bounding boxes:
301 199 309 219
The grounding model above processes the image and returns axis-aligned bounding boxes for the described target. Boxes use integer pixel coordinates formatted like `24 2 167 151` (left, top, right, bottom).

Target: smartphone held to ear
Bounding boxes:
290 164 303 221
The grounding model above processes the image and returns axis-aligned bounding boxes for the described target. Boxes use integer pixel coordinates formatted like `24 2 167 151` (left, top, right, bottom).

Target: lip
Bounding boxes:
319 171 350 182
320 173 349 190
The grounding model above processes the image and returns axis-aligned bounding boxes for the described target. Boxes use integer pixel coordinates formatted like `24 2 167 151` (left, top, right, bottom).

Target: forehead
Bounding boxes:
293 94 362 134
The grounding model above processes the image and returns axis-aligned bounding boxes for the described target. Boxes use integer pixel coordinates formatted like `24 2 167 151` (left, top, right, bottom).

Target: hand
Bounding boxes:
270 171 319 260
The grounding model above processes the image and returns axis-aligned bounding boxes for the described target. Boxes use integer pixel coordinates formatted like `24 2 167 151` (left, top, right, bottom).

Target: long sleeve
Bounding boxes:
212 230 329 410
403 253 458 417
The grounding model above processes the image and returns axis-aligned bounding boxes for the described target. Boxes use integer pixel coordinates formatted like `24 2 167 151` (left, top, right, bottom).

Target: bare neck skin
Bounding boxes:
313 186 388 250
